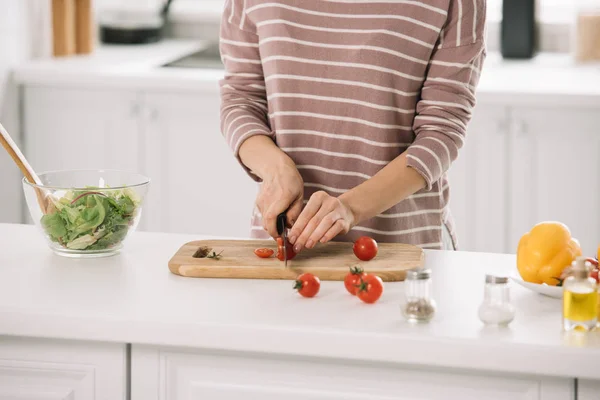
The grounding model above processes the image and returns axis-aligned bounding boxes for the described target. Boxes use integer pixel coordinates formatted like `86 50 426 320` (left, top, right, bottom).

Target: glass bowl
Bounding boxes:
23 169 150 258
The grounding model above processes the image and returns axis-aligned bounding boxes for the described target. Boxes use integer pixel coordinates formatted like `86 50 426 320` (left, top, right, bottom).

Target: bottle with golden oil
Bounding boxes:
597 244 600 327
563 257 598 332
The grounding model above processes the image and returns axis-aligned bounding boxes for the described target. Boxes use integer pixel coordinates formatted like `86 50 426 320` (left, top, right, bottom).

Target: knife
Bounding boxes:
276 212 288 267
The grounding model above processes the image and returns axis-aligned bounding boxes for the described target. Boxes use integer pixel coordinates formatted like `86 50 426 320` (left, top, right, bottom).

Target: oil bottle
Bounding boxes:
563 257 598 332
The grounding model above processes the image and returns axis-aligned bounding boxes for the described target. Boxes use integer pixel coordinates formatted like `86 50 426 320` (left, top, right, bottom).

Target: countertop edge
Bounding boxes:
11 41 600 105
2 311 599 380
14 68 600 106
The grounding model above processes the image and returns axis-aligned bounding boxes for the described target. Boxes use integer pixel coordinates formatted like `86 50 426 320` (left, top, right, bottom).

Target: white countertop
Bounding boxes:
1 223 599 380
14 40 223 92
13 40 600 106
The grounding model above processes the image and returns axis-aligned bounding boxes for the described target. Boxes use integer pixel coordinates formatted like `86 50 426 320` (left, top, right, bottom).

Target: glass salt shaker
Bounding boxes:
402 268 436 322
478 275 515 326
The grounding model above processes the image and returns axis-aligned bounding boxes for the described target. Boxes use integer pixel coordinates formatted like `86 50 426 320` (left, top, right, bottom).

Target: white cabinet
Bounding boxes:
508 108 600 255
142 91 257 237
0 337 126 400
23 87 141 173
0 122 23 224
578 380 600 400
19 85 600 251
131 345 574 400
21 86 257 237
451 104 600 254
447 105 509 253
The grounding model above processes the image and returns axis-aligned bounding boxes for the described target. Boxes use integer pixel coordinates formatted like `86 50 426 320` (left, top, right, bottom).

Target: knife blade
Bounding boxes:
276 212 288 267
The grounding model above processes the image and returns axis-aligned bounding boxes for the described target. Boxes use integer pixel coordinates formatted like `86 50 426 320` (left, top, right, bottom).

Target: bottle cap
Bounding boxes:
406 268 431 280
485 275 508 284
569 256 592 279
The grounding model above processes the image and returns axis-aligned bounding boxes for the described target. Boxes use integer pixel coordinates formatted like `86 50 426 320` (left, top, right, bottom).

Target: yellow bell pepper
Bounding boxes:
517 221 582 286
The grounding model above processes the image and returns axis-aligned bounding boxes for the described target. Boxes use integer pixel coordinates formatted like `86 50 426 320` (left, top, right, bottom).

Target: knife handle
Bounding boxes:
276 212 287 236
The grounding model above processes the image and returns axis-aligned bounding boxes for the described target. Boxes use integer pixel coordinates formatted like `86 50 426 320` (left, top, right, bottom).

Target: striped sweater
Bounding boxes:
219 0 486 249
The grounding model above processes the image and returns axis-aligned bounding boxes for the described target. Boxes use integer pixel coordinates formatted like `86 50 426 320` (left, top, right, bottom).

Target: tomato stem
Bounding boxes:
350 266 364 275
293 280 303 291
356 276 368 293
552 276 564 287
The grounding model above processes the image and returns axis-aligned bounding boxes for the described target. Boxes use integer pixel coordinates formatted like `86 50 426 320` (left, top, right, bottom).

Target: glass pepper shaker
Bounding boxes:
478 275 515 326
402 268 436 322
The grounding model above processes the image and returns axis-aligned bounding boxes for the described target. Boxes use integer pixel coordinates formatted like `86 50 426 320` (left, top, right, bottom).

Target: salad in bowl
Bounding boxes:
23 169 149 257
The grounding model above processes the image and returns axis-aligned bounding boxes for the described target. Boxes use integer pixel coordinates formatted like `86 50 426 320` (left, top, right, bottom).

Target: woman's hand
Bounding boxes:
256 159 304 238
238 136 305 238
289 191 356 253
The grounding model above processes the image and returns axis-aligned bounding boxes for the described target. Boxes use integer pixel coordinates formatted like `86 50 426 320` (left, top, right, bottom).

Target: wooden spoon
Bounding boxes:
0 121 48 214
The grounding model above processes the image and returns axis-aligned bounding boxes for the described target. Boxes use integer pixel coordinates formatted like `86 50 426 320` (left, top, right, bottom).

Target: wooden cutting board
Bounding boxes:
168 240 425 281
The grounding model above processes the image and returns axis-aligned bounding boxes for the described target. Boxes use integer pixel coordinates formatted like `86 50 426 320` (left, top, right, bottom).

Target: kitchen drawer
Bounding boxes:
0 337 126 400
132 345 574 400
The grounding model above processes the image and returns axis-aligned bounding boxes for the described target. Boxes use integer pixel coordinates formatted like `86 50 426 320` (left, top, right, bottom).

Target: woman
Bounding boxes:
219 0 486 252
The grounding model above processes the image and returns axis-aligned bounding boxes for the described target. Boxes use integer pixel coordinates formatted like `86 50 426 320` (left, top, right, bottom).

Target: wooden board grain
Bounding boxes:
168 240 425 281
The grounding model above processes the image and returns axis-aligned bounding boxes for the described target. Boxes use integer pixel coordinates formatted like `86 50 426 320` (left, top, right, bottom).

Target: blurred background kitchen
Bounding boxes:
1 0 599 255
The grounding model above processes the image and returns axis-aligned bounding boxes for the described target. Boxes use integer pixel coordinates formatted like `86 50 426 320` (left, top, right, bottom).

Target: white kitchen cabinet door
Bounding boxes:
0 79 23 224
447 105 509 253
142 91 258 237
509 108 600 255
0 337 126 400
131 346 574 400
23 87 141 173
22 86 146 227
578 379 600 400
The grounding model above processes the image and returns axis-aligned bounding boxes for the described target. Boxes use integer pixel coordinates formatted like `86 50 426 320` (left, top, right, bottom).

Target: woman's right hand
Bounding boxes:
256 158 304 238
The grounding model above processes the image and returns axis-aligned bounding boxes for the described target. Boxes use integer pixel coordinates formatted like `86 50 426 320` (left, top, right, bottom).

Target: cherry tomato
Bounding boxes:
344 266 366 296
591 268 599 284
356 274 384 304
294 273 320 298
254 248 274 258
353 236 378 261
276 237 297 261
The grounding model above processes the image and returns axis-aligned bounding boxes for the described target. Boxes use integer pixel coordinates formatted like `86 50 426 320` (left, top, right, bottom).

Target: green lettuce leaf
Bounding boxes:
39 187 139 251
41 212 67 241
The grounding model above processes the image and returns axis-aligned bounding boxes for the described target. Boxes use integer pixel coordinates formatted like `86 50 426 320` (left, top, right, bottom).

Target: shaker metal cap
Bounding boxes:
485 274 508 284
406 268 431 280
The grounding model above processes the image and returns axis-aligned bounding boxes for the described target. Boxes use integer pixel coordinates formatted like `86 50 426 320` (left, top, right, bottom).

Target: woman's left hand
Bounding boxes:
288 191 356 253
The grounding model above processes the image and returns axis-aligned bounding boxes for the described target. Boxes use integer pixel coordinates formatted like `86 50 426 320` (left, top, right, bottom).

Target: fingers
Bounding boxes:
294 208 331 252
307 213 341 247
291 192 339 252
320 219 347 244
286 196 304 228
289 191 327 246
262 198 291 238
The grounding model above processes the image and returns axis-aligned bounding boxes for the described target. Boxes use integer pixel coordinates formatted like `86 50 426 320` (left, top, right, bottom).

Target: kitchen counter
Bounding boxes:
13 39 600 106
1 222 599 382
13 40 223 92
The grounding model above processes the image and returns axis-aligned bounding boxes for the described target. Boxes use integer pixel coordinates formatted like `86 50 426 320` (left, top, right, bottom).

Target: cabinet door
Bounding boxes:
0 337 126 400
143 91 258 237
578 380 600 400
23 87 141 173
447 105 509 253
509 108 600 255
22 87 144 226
132 345 574 400
0 81 23 224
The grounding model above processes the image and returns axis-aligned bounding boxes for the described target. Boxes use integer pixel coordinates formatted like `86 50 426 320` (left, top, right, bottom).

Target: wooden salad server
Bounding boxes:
0 121 48 214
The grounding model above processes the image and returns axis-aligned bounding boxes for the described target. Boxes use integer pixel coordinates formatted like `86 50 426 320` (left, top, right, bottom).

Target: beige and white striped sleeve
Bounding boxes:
219 0 273 181
406 0 487 190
